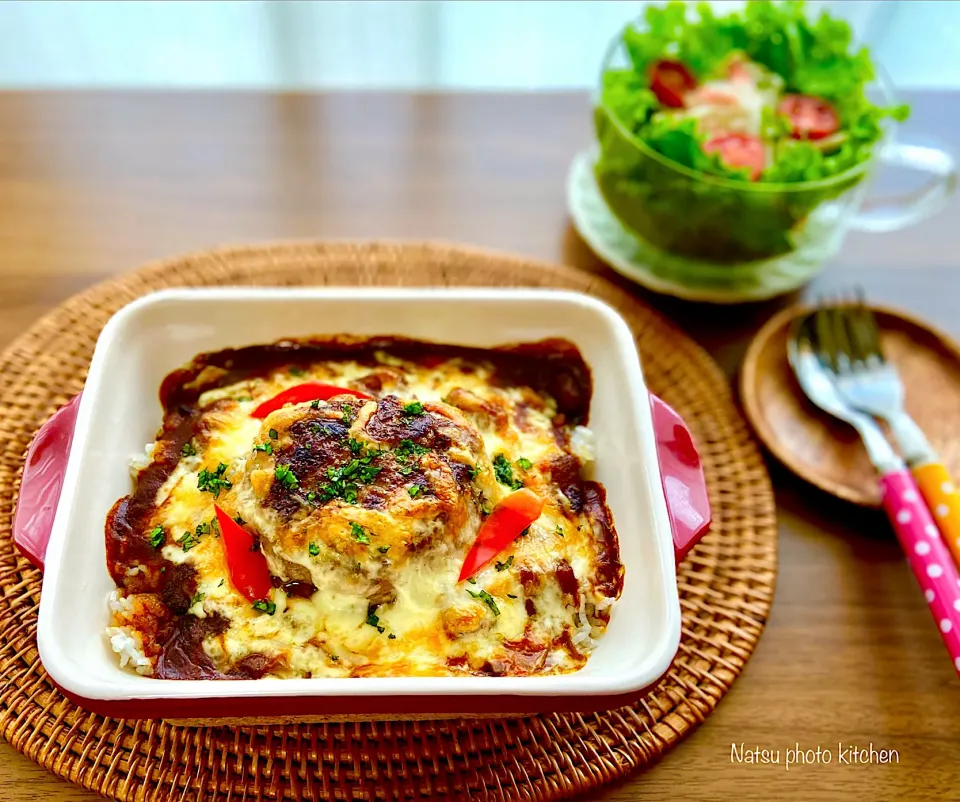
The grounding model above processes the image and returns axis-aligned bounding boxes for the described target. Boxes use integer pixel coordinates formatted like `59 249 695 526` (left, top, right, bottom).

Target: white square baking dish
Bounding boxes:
16 287 710 721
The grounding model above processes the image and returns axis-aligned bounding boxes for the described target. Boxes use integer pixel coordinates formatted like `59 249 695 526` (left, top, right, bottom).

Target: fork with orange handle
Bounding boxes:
821 301 960 564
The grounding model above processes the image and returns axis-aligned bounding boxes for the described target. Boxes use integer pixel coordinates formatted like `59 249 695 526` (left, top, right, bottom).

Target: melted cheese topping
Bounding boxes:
108 348 623 678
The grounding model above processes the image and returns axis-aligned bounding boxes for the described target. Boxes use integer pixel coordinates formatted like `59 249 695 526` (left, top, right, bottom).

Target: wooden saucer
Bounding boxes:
741 304 960 507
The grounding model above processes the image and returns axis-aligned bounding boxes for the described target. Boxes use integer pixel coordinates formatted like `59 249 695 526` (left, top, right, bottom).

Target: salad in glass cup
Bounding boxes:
579 1 955 302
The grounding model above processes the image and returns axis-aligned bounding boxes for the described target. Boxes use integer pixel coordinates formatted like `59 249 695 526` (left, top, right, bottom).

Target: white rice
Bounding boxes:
106 590 155 675
105 626 153 675
109 588 131 613
129 442 156 477
594 596 615 612
569 426 596 464
571 597 598 650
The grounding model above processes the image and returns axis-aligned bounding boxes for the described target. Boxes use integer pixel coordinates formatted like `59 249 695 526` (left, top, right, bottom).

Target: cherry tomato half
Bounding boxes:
703 133 766 181
649 59 697 108
778 94 840 141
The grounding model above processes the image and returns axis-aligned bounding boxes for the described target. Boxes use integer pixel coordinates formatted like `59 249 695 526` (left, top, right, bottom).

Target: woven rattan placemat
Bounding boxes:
0 241 777 801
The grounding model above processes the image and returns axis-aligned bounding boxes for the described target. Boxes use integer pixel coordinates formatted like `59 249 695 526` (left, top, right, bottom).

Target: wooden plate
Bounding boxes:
741 304 960 507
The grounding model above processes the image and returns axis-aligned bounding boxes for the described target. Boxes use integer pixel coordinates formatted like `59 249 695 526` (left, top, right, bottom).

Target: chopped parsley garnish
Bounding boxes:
467 588 501 617
493 454 523 490
408 484 422 498
388 633 396 639
290 366 307 377
555 525 565 538
330 654 340 662
233 515 245 525
268 428 279 440
316 453 383 506
350 522 370 544
177 531 198 552
395 439 428 460
506 594 518 599
394 441 426 478
180 441 197 458
235 395 252 402
252 599 276 615
306 491 317 502
467 466 479 480
195 520 211 537
365 605 385 633
403 401 424 416
519 526 531 537
467 577 478 584
310 399 321 410
495 555 514 572
357 462 383 483
378 545 390 554
190 591 204 606
341 461 360 479
308 542 320 556
218 579 225 587
147 525 165 548
254 442 273 454
250 536 261 553
516 457 532 471
334 442 383 482
480 498 493 515
197 463 232 498
274 463 299 491
341 407 355 425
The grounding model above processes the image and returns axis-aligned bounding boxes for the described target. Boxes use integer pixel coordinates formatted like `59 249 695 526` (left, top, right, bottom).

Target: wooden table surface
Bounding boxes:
1 90 959 802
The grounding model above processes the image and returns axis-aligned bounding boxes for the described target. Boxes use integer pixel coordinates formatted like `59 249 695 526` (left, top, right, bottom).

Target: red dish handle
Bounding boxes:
13 394 81 571
12 392 711 572
650 394 712 563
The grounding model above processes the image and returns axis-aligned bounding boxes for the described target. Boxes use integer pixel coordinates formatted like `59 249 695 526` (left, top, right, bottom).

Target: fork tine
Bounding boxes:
845 286 880 362
827 304 855 374
840 304 870 367
856 299 886 363
788 313 813 357
812 306 838 372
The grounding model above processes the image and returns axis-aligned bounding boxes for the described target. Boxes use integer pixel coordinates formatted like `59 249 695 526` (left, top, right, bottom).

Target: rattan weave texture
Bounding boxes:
0 242 777 801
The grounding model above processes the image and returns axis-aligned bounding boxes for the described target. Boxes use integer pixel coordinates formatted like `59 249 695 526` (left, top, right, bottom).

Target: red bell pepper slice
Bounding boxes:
251 383 372 418
458 488 544 581
214 505 273 602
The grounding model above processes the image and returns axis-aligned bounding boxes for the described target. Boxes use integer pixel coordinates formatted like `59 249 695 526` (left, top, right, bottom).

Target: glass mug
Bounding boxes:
589 32 957 303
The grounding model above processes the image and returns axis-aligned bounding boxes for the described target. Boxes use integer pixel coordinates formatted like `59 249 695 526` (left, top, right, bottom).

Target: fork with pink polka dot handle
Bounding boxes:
822 300 960 571
881 470 960 674
790 312 960 677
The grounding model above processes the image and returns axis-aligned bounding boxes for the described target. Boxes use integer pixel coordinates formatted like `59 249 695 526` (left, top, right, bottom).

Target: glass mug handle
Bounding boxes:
850 141 957 232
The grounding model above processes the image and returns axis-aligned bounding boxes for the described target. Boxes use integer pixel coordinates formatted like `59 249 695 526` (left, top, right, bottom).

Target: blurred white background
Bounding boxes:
0 0 956 90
